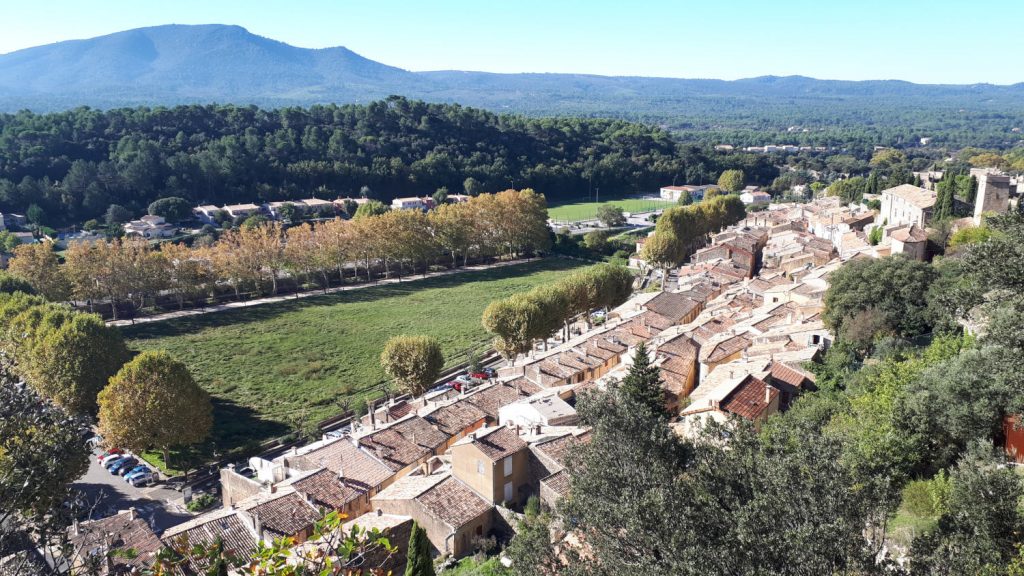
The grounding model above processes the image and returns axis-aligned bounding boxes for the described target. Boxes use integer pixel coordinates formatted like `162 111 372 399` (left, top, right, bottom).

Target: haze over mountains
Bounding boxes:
2 23 1023 130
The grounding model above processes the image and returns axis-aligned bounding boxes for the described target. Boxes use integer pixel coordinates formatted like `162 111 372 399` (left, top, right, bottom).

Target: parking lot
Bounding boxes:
73 449 194 532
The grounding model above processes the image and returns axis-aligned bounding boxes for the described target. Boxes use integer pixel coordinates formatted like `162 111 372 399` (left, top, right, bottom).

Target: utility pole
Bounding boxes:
595 187 599 203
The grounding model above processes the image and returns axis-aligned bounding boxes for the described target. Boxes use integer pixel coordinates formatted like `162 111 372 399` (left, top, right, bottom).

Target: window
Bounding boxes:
503 456 512 477
477 459 485 475
504 481 513 503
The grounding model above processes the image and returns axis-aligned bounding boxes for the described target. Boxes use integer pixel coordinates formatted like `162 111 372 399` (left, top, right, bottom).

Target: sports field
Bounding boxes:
547 196 675 223
122 258 586 453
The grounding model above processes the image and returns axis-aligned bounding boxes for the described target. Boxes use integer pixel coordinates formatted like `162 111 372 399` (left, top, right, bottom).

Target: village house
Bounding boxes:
160 507 262 573
192 204 224 224
889 224 929 260
123 214 178 239
739 188 771 204
451 426 532 506
370 463 494 558
527 429 592 508
67 509 163 575
222 203 262 220
357 415 450 478
0 212 26 230
391 197 430 211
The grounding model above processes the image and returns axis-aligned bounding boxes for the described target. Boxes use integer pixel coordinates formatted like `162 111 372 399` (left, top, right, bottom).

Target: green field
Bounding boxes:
547 196 675 223
123 258 586 453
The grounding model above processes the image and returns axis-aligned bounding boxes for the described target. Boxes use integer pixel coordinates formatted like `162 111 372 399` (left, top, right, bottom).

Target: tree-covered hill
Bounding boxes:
0 98 777 225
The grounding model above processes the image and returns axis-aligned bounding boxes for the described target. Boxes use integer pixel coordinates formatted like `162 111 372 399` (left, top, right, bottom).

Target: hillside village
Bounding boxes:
61 173 1019 574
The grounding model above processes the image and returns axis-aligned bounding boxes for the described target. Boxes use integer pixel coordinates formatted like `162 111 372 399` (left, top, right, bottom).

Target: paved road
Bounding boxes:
74 449 194 532
108 257 540 327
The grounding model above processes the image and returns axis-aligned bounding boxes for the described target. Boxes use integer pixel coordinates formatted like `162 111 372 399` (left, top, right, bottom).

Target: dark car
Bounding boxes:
110 457 138 475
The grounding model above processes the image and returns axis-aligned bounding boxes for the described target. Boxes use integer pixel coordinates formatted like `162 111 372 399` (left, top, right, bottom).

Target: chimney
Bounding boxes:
376 508 383 517
253 513 263 540
128 507 136 521
72 518 80 536
765 384 772 405
369 400 376 430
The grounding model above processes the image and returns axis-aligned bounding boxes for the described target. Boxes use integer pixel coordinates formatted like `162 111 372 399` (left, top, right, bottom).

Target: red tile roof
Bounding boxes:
69 511 162 571
720 376 777 420
244 491 321 537
359 416 450 472
423 399 487 437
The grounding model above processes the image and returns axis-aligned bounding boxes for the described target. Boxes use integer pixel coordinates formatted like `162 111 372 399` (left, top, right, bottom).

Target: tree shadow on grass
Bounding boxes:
208 397 291 456
121 259 578 340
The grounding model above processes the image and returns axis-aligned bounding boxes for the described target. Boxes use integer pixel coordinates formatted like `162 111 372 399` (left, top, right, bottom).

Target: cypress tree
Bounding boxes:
618 342 666 417
405 521 436 576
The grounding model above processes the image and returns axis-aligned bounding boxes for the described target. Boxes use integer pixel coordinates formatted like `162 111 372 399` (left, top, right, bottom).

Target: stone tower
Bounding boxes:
972 168 1010 225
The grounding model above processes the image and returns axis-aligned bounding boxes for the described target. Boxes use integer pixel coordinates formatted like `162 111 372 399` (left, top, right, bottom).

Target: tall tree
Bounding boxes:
404 521 436 576
618 343 666 417
7 242 69 301
380 335 445 396
97 350 213 468
717 169 745 192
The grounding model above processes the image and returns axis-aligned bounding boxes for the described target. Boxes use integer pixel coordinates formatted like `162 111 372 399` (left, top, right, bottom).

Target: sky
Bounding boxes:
2 0 1022 84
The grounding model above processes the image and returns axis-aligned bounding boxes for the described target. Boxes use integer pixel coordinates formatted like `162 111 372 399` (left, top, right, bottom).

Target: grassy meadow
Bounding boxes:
123 258 586 453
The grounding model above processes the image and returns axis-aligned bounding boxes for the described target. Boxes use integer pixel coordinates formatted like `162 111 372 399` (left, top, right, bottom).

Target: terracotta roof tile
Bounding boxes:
288 438 394 489
541 469 571 499
162 511 258 572
359 416 450 472
466 426 528 461
243 491 321 537
415 477 492 529
289 469 365 510
720 376 777 420
423 398 487 437
466 380 542 419
644 292 701 323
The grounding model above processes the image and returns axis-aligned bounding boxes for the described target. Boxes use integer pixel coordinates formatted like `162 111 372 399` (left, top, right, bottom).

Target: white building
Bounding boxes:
498 393 578 429
124 215 178 239
740 190 771 205
391 197 428 211
879 184 936 228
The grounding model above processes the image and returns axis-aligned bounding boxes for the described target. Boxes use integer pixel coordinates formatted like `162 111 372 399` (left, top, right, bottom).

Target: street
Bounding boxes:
74 449 194 533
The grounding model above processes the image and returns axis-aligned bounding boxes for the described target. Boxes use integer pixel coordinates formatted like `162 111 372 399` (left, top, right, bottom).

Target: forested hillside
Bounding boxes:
0 98 776 225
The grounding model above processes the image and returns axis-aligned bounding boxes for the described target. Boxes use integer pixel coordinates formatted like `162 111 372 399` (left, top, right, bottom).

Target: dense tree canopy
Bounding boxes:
0 98 779 227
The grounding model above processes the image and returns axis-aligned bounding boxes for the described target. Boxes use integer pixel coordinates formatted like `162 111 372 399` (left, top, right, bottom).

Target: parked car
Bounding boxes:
102 455 129 470
469 370 495 380
98 448 122 463
110 457 138 475
123 465 149 481
447 379 463 392
128 471 157 487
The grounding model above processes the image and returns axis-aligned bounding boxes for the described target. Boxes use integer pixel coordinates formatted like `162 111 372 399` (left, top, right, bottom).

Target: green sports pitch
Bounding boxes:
547 196 675 223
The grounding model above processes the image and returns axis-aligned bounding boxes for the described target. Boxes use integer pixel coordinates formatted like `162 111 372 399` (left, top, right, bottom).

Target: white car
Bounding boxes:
128 471 156 487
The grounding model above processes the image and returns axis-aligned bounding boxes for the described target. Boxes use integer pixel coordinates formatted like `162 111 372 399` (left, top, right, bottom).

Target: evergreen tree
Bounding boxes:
618 342 666 417
405 521 435 576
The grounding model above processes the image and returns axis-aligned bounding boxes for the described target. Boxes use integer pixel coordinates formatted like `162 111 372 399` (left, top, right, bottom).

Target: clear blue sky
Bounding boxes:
3 0 1021 84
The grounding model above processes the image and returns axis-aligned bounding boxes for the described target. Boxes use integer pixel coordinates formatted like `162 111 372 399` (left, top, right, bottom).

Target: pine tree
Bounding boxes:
405 521 436 576
618 342 666 416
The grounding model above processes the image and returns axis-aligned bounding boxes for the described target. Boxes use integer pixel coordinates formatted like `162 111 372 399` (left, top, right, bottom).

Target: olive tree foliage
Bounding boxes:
98 350 213 468
380 335 445 396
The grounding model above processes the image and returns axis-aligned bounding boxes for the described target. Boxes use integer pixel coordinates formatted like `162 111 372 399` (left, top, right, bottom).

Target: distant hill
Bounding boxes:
2 24 1023 147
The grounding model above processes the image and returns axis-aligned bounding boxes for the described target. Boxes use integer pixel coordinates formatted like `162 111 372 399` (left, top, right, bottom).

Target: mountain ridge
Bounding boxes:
2 23 1023 133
